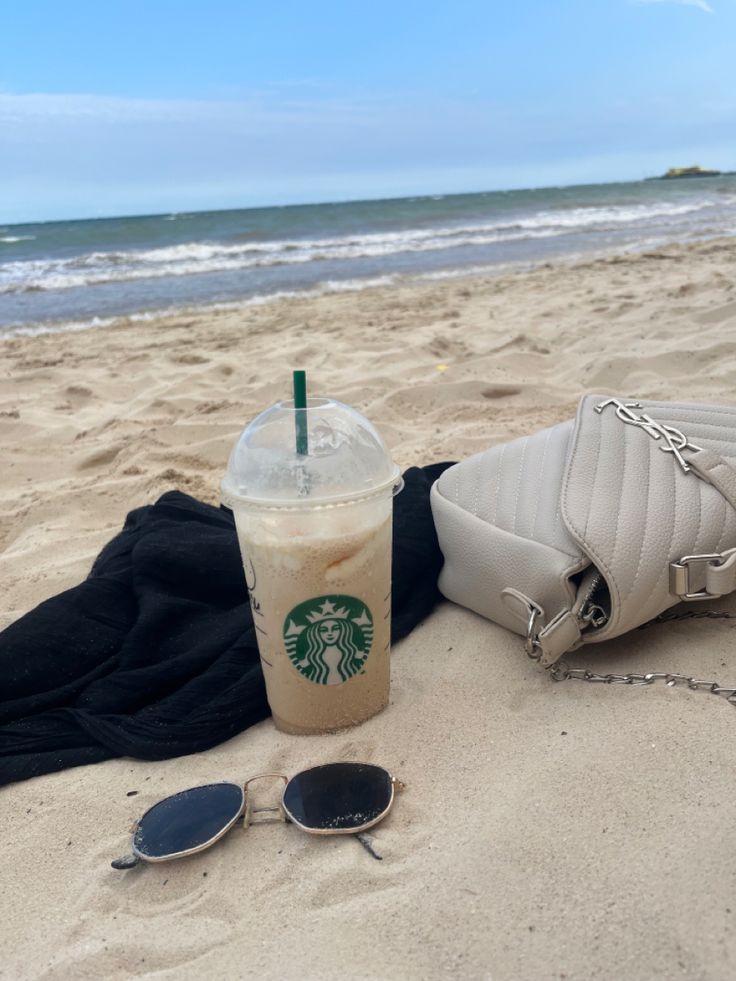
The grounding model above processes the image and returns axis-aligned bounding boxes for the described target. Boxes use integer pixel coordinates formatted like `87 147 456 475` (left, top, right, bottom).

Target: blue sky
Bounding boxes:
1 0 735 223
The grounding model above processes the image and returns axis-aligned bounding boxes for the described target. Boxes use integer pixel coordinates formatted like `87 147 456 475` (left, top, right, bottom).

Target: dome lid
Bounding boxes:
221 398 401 508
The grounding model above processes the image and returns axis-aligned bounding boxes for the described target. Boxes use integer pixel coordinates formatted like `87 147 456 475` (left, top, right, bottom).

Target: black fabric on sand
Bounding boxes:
0 464 452 786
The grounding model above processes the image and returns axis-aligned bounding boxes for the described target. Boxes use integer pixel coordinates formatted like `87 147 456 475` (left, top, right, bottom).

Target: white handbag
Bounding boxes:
431 395 736 694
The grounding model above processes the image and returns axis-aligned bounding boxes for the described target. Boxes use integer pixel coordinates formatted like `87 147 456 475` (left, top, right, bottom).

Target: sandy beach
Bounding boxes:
3 236 736 980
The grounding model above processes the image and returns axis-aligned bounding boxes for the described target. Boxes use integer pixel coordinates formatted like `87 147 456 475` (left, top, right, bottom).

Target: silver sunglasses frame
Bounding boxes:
278 764 399 836
114 763 401 868
131 781 246 864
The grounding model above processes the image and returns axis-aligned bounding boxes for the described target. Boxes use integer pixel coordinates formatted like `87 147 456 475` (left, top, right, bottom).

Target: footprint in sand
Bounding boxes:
491 332 550 355
306 867 403 912
173 353 210 365
336 738 378 761
76 444 124 470
481 384 522 399
195 400 237 414
429 336 468 358
64 384 94 408
385 380 521 415
695 300 736 325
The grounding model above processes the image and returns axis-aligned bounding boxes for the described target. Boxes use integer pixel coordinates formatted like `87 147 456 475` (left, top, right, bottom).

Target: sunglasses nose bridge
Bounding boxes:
243 772 289 826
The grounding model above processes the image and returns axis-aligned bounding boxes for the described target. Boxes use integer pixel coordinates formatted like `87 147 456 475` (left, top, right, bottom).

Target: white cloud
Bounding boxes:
1 86 734 223
633 0 714 12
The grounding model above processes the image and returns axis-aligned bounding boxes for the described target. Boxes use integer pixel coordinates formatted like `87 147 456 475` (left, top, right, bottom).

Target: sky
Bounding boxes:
1 0 735 223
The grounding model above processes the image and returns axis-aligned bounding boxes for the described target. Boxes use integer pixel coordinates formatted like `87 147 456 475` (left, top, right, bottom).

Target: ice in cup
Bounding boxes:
221 397 402 734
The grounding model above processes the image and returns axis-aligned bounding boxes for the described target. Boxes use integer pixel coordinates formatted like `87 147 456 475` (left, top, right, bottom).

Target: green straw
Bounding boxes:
293 369 309 456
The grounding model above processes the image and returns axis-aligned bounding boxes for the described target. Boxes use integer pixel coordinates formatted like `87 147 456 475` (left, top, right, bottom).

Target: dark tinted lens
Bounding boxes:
134 783 244 859
283 763 392 832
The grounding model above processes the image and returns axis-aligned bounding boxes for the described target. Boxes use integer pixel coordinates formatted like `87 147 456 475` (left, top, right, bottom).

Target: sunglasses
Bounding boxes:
111 762 402 869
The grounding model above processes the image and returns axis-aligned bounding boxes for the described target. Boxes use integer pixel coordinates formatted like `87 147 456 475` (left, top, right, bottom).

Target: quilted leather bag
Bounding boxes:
430 395 736 682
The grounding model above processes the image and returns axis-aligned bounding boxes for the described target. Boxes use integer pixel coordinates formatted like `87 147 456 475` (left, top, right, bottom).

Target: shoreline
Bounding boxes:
3 233 734 341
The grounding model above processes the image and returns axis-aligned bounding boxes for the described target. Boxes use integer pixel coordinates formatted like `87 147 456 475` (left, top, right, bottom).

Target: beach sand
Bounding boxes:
2 237 736 979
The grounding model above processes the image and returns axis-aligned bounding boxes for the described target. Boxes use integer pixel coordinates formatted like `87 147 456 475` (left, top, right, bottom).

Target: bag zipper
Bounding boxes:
577 572 609 630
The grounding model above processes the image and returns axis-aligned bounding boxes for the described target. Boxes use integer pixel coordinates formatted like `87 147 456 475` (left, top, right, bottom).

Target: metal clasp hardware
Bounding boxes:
669 553 726 601
524 600 544 659
595 398 702 475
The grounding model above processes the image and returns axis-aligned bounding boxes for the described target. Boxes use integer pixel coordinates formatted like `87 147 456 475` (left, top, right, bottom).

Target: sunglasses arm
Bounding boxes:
111 853 141 870
355 832 383 860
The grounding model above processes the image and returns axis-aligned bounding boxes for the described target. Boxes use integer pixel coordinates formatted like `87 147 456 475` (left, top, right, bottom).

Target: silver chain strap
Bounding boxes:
640 609 736 627
548 663 736 705
527 607 736 705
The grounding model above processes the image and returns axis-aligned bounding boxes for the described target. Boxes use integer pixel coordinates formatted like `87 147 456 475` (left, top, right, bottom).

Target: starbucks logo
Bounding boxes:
283 595 374 686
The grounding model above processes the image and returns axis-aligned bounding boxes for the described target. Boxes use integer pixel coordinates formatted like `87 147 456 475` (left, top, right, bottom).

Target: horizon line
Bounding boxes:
0 174 664 228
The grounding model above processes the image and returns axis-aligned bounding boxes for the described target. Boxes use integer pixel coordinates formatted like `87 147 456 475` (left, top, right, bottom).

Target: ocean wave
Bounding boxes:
513 199 715 228
0 195 730 296
0 274 404 337
0 227 563 294
2 314 120 338
3 222 734 339
0 235 36 243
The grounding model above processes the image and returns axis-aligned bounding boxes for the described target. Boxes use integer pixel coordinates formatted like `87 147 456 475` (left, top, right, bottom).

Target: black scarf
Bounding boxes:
0 464 451 786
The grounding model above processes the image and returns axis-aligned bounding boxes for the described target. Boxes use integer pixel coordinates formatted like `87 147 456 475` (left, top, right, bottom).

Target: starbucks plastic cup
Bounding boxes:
221 398 402 734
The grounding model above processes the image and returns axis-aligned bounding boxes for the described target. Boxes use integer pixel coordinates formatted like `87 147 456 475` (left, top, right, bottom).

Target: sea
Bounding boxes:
2 175 736 337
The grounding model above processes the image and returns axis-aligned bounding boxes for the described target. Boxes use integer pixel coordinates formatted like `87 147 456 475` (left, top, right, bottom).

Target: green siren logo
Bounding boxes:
284 595 374 685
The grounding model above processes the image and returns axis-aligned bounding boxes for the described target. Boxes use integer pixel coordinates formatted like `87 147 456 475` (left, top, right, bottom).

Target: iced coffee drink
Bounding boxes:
221 397 401 734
